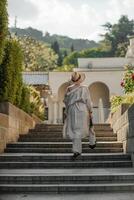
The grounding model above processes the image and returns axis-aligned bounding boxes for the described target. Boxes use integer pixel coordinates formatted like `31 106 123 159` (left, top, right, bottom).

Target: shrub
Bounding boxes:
120 64 134 93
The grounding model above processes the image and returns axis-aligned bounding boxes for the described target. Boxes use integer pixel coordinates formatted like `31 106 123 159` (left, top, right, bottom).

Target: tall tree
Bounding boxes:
51 40 63 66
101 15 134 56
71 44 74 52
51 40 60 54
0 0 8 64
0 39 23 105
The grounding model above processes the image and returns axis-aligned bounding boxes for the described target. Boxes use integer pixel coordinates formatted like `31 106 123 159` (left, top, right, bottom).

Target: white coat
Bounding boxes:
63 85 93 140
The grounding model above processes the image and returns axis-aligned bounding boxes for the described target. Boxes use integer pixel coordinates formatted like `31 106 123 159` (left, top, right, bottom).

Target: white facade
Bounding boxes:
22 37 134 124
47 70 124 124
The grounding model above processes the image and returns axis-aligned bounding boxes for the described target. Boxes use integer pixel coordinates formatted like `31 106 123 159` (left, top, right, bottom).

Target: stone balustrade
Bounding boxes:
110 104 134 163
0 102 42 153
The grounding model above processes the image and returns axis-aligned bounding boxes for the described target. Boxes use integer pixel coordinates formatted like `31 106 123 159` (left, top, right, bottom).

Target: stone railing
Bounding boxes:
0 102 42 153
110 104 134 155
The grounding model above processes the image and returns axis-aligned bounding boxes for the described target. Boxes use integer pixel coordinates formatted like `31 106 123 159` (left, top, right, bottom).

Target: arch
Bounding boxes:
58 82 70 102
57 82 70 123
88 81 110 108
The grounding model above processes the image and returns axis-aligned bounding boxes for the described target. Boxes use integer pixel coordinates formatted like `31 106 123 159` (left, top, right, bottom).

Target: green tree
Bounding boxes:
63 48 110 66
101 15 134 56
0 39 23 105
18 36 58 71
71 44 74 52
63 51 80 66
51 40 63 66
54 64 74 72
51 40 60 54
0 0 8 64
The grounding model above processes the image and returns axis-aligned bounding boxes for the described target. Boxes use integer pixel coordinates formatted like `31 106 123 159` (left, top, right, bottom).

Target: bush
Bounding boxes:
120 64 134 93
110 95 124 113
110 93 134 113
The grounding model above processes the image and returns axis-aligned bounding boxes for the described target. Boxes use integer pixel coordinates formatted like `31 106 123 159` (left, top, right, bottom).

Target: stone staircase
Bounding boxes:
0 123 134 193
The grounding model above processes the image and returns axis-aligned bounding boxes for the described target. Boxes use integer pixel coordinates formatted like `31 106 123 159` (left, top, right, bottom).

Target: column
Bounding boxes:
53 101 58 124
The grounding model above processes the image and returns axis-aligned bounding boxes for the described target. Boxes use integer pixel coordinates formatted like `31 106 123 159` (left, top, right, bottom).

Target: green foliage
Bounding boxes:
71 44 74 52
51 40 60 54
116 42 129 57
51 40 63 66
111 64 134 113
110 93 134 113
0 39 23 105
28 86 45 120
63 51 79 66
0 0 8 64
17 36 58 71
63 48 110 66
121 65 134 93
101 15 134 56
10 27 99 51
0 38 44 119
122 92 134 104
20 85 31 114
110 95 124 113
54 64 74 72
19 85 45 120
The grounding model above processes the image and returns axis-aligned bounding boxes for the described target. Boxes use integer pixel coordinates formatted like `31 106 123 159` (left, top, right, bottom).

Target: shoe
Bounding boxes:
72 152 81 160
89 142 96 149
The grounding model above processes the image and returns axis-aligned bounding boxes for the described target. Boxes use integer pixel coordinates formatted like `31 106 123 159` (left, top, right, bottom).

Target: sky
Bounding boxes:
8 0 134 41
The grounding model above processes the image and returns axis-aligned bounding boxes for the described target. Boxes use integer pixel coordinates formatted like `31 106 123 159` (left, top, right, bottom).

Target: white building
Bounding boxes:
23 37 134 124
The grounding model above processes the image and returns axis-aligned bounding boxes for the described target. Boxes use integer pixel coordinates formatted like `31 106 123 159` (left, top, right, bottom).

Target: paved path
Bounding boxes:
1 193 134 200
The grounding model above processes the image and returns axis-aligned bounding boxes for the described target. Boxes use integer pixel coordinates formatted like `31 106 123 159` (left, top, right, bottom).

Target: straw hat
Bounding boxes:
71 72 85 83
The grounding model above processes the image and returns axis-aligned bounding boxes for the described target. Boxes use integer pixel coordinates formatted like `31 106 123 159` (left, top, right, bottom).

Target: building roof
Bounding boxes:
22 72 48 85
77 57 134 70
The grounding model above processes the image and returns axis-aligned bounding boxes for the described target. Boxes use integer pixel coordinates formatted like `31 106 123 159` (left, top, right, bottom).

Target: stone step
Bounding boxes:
7 142 122 149
34 124 113 131
20 133 117 139
35 123 111 128
4 147 123 153
0 160 132 169
1 174 134 184
0 183 134 193
32 127 113 132
19 137 117 142
0 153 131 162
27 131 116 137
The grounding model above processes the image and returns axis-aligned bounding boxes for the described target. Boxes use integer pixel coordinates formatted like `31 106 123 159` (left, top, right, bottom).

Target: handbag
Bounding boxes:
89 118 96 148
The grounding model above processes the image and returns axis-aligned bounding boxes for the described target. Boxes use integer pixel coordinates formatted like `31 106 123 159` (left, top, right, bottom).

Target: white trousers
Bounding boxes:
72 138 82 154
72 134 96 154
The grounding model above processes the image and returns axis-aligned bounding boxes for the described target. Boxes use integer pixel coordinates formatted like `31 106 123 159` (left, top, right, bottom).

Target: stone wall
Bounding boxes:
0 102 42 153
111 104 134 154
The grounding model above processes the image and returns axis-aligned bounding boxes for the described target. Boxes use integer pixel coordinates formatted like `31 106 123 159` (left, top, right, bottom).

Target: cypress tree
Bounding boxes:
0 39 23 104
0 0 8 64
51 40 60 54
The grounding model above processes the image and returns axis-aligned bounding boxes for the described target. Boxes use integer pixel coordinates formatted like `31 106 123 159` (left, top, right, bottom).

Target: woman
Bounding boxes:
63 72 95 159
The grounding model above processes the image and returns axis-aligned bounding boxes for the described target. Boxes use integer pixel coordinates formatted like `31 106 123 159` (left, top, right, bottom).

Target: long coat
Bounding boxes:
63 85 93 140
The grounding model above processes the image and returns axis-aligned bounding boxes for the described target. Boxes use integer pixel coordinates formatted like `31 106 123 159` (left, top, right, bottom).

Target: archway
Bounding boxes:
57 82 70 123
89 82 110 123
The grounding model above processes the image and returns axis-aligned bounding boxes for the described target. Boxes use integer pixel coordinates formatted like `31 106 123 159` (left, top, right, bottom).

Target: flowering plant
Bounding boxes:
121 64 134 93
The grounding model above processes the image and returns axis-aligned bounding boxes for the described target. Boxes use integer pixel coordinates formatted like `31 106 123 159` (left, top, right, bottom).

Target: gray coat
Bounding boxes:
63 85 92 139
